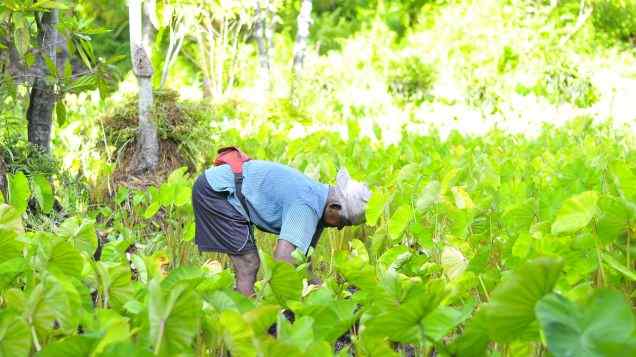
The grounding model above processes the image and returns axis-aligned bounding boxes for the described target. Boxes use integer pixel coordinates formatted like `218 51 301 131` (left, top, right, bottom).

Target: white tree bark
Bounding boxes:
292 0 312 74
254 0 270 88
129 0 159 174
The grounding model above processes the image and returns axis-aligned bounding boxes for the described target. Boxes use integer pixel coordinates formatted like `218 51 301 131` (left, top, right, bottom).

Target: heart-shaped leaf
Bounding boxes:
482 257 563 342
551 191 599 235
536 290 636 356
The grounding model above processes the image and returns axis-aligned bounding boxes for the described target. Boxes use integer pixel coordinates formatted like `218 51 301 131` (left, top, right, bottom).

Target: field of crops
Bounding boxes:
3 0 636 355
1 117 635 356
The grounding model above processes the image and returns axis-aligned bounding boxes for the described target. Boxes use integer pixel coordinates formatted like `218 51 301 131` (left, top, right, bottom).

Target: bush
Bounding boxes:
101 90 215 170
592 0 636 43
1 135 59 177
516 63 598 108
387 56 436 105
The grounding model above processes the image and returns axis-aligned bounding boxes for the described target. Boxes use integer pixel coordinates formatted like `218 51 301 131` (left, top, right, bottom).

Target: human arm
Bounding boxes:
274 239 296 264
275 203 321 265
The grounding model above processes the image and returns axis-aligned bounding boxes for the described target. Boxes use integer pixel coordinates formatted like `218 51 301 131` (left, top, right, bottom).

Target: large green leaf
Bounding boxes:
596 195 631 244
415 180 441 212
440 246 467 281
0 227 22 262
502 200 535 233
551 191 599 235
33 237 83 278
388 204 411 241
536 290 636 356
362 280 447 343
91 309 132 355
0 204 23 236
8 172 30 214
449 309 490 357
602 253 636 281
30 175 53 214
244 304 280 336
38 335 97 357
355 331 399 357
277 315 315 352
57 217 98 255
219 310 256 357
335 252 377 291
97 341 153 357
0 258 27 291
365 189 386 227
421 303 474 341
148 279 201 355
261 254 302 306
611 164 636 201
94 262 135 311
482 257 563 342
25 275 72 338
36 239 83 278
0 311 30 357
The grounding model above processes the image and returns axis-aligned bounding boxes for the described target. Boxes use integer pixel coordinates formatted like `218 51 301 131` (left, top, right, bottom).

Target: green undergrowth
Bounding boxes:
2 119 635 356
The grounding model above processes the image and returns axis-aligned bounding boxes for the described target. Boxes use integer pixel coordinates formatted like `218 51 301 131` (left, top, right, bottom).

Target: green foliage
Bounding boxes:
387 56 435 105
1 0 635 355
101 90 214 169
0 310 30 357
1 137 59 177
551 191 599 235
592 0 636 43
482 257 563 342
517 63 599 108
536 289 636 356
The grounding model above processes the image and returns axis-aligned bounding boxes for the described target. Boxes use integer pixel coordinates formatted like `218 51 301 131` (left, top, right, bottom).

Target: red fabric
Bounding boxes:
214 146 251 174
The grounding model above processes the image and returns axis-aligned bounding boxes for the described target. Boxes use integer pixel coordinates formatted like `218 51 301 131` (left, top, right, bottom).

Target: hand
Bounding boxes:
274 239 297 265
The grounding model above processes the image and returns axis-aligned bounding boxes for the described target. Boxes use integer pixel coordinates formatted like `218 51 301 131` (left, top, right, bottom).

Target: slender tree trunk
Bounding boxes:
26 10 59 152
255 0 270 87
292 0 312 74
0 153 7 202
142 0 156 56
129 0 159 174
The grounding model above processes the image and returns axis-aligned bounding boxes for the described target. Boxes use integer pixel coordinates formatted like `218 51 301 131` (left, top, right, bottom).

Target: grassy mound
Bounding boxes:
101 90 213 183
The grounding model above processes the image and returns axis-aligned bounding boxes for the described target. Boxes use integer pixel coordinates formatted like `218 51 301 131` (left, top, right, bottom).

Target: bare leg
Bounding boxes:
229 252 260 297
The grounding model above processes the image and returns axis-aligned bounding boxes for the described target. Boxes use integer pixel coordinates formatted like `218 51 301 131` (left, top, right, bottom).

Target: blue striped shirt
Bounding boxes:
204 160 329 253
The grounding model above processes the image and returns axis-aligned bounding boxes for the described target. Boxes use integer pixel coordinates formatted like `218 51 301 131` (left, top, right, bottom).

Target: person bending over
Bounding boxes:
191 148 371 297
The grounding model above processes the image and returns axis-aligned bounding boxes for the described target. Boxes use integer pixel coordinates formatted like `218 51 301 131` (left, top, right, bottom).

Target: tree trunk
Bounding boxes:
0 153 7 202
26 10 59 153
255 0 270 87
142 0 156 56
292 0 312 74
129 0 159 175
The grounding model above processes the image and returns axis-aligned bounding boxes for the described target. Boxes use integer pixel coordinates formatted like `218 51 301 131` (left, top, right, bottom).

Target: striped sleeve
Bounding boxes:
278 203 321 254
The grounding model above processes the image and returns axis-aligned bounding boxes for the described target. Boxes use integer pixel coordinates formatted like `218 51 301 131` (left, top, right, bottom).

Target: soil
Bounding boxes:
102 90 204 191
111 138 195 190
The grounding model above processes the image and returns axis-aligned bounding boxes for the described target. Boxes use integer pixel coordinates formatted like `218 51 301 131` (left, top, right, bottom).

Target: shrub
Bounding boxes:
1 135 59 177
387 56 436 105
101 90 215 170
516 63 598 108
592 0 636 43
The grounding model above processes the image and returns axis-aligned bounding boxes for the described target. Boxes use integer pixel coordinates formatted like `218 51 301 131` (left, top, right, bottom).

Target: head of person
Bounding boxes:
324 168 371 229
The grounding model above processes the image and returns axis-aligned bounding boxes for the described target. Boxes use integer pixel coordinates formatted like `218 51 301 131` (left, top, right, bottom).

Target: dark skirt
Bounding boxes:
191 174 256 255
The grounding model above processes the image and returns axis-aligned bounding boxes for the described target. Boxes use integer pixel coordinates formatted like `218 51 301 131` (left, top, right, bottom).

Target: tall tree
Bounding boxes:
292 0 312 74
129 0 159 174
26 10 64 153
254 0 271 89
